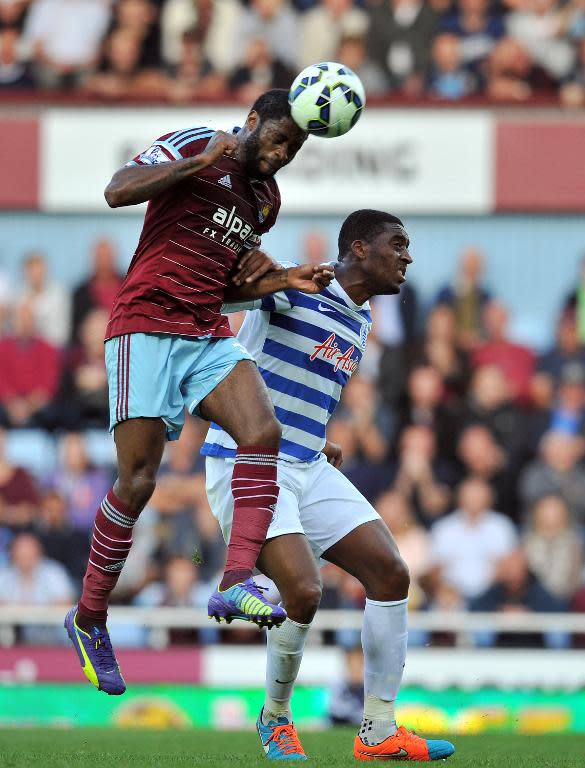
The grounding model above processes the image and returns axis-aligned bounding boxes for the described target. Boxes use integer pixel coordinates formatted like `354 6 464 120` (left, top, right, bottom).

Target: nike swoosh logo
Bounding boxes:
275 678 295 684
317 303 334 313
356 748 409 759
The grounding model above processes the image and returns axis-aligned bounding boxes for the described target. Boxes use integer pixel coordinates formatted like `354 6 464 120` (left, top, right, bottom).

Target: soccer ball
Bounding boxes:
288 62 366 138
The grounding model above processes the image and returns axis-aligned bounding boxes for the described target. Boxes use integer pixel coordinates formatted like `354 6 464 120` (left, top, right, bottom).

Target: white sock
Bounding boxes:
263 617 311 724
359 597 408 745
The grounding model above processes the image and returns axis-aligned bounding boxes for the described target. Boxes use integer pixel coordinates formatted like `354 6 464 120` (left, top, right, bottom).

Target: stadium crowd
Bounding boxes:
1 0 585 106
1 236 585 650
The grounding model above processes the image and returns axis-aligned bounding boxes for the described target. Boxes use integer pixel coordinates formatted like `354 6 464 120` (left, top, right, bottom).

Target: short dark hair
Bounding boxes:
338 209 404 259
250 89 292 123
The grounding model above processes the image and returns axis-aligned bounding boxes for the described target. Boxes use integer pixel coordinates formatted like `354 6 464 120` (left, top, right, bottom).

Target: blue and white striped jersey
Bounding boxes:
201 273 372 463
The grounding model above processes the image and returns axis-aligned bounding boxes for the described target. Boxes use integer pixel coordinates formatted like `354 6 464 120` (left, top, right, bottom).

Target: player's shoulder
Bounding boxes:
156 126 216 156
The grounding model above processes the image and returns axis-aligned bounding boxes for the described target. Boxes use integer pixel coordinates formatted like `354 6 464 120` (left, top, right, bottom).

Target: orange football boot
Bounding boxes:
354 725 455 761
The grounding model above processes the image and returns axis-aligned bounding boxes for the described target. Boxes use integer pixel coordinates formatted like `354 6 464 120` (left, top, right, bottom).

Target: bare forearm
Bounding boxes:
104 154 213 207
223 268 288 302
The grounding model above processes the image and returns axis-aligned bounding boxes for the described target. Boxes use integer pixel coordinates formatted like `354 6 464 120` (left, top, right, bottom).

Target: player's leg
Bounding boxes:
323 521 454 761
205 455 318 759
199 359 282 590
64 417 166 695
254 534 319 760
65 332 181 695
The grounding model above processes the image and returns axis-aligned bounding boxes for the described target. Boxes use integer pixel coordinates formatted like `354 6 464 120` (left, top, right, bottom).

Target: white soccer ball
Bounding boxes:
288 62 366 139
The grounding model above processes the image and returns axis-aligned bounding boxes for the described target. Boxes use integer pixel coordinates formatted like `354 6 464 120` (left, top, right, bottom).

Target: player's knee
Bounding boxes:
243 415 282 449
365 553 410 601
285 580 322 624
117 473 156 512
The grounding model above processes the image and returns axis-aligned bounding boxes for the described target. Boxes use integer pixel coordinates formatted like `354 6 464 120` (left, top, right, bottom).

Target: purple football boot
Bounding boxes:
208 578 286 628
64 606 126 695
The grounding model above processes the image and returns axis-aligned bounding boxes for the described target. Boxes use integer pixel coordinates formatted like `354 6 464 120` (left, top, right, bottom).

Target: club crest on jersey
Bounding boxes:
310 333 359 373
258 202 272 224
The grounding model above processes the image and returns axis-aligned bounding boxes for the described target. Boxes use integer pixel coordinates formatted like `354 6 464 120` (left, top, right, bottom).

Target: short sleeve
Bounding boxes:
126 127 216 167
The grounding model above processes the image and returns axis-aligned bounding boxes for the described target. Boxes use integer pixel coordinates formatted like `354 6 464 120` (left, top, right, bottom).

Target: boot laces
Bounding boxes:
93 631 116 669
269 724 305 755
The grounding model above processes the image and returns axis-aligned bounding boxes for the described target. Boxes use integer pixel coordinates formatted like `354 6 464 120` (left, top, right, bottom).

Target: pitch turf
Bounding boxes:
0 729 584 767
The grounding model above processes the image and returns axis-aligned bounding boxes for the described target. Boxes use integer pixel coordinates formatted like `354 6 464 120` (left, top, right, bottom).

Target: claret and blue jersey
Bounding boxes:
201 271 372 463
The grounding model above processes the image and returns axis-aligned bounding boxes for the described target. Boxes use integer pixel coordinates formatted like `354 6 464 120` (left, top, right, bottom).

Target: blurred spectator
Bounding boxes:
18 251 71 347
561 38 585 107
0 0 30 29
0 531 73 605
439 0 504 74
376 489 430 607
329 375 394 503
447 364 526 466
523 495 583 602
428 33 478 100
563 256 585 342
399 365 450 451
485 36 554 102
390 424 454 527
84 27 168 101
505 0 574 82
519 430 585 524
167 29 226 103
366 0 440 95
299 0 368 68
135 555 213 644
23 0 112 88
110 0 161 69
44 432 112 531
471 300 535 405
436 247 490 350
56 308 110 429
536 309 585 387
0 24 34 88
150 416 223 579
0 301 61 428
429 476 517 600
371 281 418 407
456 424 518 520
160 0 241 74
0 531 74 644
35 489 90 586
0 427 40 531
237 0 299 71
71 238 123 342
328 646 365 726
302 230 332 267
335 34 390 95
470 548 568 648
327 417 388 504
546 362 585 437
229 37 294 103
336 374 393 461
415 304 470 397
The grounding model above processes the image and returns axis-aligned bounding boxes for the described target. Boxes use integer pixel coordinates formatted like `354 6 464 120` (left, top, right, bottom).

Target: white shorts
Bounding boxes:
205 453 380 562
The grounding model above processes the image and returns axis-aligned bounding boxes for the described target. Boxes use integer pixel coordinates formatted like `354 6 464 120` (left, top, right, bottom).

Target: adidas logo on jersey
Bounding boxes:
218 174 232 189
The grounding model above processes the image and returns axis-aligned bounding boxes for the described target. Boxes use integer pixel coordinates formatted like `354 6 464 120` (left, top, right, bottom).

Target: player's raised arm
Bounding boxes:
104 131 238 208
224 263 334 304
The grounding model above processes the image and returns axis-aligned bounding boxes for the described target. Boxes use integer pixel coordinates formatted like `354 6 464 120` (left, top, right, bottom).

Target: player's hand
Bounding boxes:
286 264 335 294
199 131 239 167
323 440 343 468
234 248 281 286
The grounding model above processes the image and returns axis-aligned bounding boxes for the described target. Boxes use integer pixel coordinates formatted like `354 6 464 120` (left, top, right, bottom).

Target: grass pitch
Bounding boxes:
0 728 584 767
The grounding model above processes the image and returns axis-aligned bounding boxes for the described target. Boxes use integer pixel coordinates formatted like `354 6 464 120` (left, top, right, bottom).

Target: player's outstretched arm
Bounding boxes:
224 264 334 303
104 131 238 208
